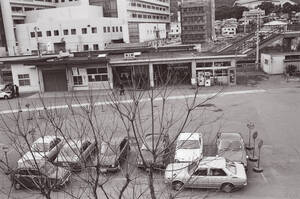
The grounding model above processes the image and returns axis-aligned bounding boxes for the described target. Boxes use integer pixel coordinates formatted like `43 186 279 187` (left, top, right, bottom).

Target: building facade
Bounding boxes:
90 0 170 43
181 0 215 44
0 6 6 56
15 5 123 55
3 49 244 93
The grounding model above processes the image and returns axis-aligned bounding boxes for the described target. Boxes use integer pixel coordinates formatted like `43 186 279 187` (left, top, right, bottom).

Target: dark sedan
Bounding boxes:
94 137 130 172
136 133 170 169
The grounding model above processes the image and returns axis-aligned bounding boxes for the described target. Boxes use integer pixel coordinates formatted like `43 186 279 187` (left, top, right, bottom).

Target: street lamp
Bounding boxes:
246 122 255 150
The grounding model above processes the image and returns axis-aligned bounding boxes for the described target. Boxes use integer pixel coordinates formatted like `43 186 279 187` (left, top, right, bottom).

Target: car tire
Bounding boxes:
4 95 8 100
172 181 184 191
221 183 234 193
14 182 21 190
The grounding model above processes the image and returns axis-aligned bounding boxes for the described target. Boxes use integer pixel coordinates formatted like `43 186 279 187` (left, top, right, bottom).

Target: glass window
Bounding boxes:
103 27 106 33
54 30 59 36
211 169 227 176
30 32 35 38
116 26 118 32
73 76 83 85
93 44 99 51
82 28 87 34
63 29 69 35
18 74 30 86
83 44 89 51
112 27 115 32
87 67 108 82
46 31 51 37
107 27 110 32
92 27 97 33
71 29 76 35
193 169 207 176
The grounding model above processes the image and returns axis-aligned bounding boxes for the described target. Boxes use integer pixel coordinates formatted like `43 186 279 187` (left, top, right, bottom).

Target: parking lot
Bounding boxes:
0 78 300 198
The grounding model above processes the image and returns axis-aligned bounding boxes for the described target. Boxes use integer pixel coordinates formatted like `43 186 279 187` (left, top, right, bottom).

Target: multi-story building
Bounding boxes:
181 0 215 44
0 7 6 56
90 0 170 43
15 5 123 55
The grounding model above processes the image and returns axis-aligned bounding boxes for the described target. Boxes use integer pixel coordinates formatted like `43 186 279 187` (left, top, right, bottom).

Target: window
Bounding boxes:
71 29 76 35
24 7 34 11
211 169 227 176
265 59 269 64
30 32 35 38
116 26 118 32
63 29 69 35
112 27 115 32
37 31 42 37
18 74 30 86
193 169 207 176
93 44 99 50
82 28 87 34
103 27 106 33
92 27 97 33
120 26 122 32
54 30 59 36
107 27 110 32
87 68 108 82
73 76 83 85
46 31 51 37
83 44 89 51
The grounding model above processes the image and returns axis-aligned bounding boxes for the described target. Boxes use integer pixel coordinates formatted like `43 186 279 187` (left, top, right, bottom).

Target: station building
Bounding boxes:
1 46 246 93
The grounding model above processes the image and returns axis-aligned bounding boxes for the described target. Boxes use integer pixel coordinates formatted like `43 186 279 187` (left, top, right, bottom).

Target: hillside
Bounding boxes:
215 0 300 8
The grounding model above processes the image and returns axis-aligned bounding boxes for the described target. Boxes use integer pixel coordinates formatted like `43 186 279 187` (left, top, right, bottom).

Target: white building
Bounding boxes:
16 5 124 55
234 0 297 9
169 22 181 38
221 26 237 37
114 0 170 43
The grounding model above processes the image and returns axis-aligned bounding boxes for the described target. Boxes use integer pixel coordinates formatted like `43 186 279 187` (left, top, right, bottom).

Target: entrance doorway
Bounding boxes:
42 69 67 92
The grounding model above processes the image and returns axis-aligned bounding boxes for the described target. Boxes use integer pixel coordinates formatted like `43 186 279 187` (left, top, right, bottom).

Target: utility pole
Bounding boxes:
255 10 260 71
34 26 41 57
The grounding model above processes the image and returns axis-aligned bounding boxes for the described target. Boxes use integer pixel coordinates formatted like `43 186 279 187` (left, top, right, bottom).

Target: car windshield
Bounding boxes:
101 143 117 156
220 140 242 151
226 160 237 174
61 145 80 157
32 143 50 152
177 140 200 149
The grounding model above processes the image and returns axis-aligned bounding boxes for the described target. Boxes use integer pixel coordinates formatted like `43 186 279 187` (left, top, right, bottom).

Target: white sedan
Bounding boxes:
174 132 203 163
18 136 64 167
0 89 12 99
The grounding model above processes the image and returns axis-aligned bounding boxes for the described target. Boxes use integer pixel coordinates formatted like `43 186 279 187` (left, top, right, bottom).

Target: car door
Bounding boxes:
188 168 209 188
208 168 228 188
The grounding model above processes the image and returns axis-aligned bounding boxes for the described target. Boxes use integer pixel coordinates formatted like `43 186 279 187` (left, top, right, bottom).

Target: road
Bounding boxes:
0 83 300 198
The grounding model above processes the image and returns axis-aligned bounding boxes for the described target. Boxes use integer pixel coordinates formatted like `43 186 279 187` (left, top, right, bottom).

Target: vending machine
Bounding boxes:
204 71 212 87
197 71 205 86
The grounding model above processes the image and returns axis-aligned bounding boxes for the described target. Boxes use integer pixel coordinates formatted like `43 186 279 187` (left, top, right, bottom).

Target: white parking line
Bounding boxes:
260 173 269 183
0 89 266 115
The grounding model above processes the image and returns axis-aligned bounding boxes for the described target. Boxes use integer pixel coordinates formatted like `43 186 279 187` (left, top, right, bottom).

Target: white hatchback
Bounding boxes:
174 132 203 163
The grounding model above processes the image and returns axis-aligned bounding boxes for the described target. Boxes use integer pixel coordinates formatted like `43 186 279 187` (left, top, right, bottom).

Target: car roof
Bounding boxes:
33 136 61 144
219 133 242 140
198 157 226 169
178 132 201 141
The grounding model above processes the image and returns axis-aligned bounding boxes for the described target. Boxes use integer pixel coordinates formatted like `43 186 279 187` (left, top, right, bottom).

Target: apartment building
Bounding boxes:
15 5 123 55
0 8 6 56
181 0 215 44
90 0 170 43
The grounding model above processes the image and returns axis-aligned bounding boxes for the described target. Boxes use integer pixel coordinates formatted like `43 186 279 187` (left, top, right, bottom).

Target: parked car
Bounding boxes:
0 89 12 99
216 132 248 169
17 136 64 167
136 133 170 169
174 132 203 163
11 161 71 190
54 139 95 172
165 157 247 192
93 137 130 172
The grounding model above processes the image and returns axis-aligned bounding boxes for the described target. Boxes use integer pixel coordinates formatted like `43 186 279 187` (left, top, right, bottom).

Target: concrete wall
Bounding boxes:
25 5 103 23
138 23 166 42
16 17 123 54
11 64 40 93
